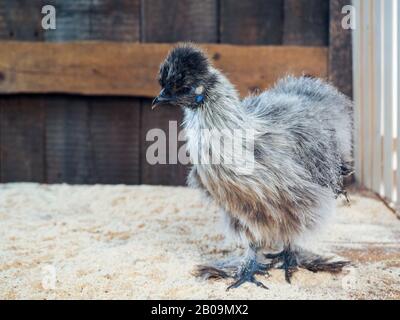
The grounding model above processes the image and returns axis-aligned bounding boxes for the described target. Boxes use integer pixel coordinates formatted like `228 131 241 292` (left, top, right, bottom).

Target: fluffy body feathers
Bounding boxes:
185 70 352 249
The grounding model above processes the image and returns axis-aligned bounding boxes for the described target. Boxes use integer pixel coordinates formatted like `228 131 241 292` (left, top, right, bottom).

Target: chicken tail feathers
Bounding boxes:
294 247 351 274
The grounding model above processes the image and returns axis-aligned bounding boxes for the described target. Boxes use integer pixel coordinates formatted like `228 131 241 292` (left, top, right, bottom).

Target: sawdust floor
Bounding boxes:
0 183 399 300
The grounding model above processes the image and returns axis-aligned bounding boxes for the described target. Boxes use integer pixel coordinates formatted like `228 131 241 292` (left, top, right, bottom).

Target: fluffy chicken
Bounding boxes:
152 43 352 289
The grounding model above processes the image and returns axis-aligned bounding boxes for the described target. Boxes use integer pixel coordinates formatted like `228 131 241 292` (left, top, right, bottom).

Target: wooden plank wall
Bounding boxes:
0 42 328 97
0 0 142 185
0 0 351 186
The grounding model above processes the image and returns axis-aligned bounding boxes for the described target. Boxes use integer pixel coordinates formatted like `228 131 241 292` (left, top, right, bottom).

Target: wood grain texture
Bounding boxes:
0 0 44 41
45 97 92 184
44 0 140 42
45 97 141 184
33 0 142 184
329 0 353 98
0 0 140 41
0 42 329 97
0 97 45 182
87 98 141 184
283 0 329 46
220 0 283 45
0 1 46 182
141 0 218 43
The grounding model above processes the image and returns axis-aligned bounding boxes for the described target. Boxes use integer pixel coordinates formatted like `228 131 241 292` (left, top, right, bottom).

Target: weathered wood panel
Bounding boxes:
0 97 45 182
141 0 218 42
44 0 140 42
220 0 283 44
0 1 44 41
329 0 353 98
329 0 354 187
87 98 141 184
0 0 142 184
45 97 141 184
39 0 142 184
0 1 46 182
0 42 329 97
45 97 92 183
283 0 329 45
0 0 140 42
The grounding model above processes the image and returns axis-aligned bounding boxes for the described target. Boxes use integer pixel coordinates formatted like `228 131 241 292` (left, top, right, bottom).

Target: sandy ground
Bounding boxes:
0 183 399 300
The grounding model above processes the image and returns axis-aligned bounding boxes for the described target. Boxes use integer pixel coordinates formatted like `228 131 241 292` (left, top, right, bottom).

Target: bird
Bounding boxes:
152 43 352 290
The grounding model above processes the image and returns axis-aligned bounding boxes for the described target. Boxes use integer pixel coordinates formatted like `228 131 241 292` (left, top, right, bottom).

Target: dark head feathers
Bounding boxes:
154 43 219 109
158 43 210 90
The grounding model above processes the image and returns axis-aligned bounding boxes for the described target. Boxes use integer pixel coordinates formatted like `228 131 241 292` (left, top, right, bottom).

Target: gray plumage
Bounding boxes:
152 43 352 289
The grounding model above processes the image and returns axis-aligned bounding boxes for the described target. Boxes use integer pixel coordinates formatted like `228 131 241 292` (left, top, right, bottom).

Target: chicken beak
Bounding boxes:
151 96 161 109
151 89 173 109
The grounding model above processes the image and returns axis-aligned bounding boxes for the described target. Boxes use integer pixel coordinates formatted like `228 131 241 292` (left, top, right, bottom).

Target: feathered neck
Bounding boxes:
182 68 249 131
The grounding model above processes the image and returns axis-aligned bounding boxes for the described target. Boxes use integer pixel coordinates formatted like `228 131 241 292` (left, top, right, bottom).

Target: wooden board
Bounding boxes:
220 0 283 44
0 42 329 98
283 0 329 45
329 0 354 186
41 0 141 185
45 97 92 183
0 1 44 41
44 0 140 42
0 0 142 184
87 98 141 184
329 0 353 98
0 96 45 182
141 0 218 42
45 96 141 184
0 0 140 42
0 1 46 183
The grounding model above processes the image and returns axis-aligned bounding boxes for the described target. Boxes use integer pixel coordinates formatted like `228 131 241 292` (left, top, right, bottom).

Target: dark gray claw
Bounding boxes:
280 249 298 283
227 275 268 290
226 259 270 290
265 247 349 283
265 248 297 283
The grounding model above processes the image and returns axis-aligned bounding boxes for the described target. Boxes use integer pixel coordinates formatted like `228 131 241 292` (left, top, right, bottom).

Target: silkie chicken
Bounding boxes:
152 43 352 290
